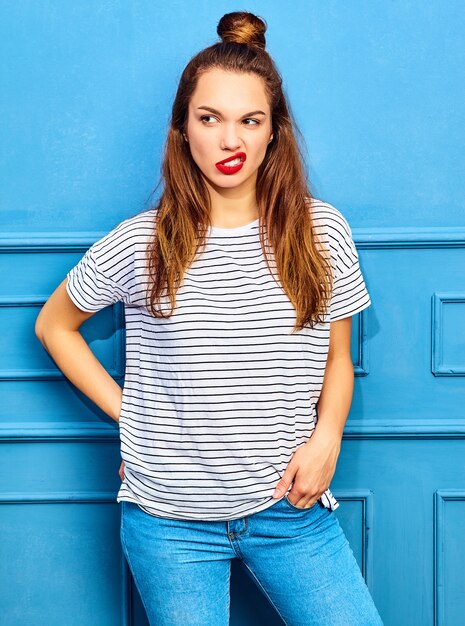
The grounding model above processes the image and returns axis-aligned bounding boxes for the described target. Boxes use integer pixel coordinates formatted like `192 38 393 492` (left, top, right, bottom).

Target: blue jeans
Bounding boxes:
120 497 384 626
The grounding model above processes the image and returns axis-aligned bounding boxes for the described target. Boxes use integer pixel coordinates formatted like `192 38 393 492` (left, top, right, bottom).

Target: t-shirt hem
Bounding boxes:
116 490 339 521
116 493 282 521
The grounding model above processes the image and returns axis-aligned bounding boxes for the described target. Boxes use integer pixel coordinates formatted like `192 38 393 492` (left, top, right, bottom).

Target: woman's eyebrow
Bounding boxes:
196 106 267 117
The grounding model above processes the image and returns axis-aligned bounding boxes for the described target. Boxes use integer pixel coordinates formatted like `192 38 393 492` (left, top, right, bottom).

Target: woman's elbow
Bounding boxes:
34 304 50 344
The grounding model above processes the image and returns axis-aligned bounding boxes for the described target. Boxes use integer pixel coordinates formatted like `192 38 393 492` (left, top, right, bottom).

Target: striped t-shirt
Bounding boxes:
66 198 371 521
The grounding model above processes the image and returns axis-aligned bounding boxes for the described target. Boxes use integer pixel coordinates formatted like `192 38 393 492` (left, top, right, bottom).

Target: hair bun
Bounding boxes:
217 11 267 50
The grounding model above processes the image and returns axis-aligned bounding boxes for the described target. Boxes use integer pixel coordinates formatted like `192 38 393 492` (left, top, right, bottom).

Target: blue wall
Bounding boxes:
1 2 464 625
2 1 464 231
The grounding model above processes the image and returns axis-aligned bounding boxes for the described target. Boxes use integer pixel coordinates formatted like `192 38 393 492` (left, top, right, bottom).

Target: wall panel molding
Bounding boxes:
2 419 465 441
432 293 465 376
332 490 376 586
0 423 120 441
0 296 125 380
353 308 370 376
434 490 465 626
1 226 465 251
0 490 119 503
352 227 465 249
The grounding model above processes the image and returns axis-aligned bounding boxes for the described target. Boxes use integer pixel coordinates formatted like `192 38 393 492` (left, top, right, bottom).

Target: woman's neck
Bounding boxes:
207 182 259 228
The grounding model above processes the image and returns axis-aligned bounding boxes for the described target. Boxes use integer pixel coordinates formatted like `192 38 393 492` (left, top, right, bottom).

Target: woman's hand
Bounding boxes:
272 428 341 508
119 459 125 481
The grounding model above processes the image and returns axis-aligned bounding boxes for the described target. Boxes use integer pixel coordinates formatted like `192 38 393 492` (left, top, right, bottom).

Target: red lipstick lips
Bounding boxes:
215 152 246 175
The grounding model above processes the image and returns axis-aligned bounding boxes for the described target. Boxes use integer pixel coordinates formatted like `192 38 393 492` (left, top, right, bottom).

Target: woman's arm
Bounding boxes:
35 278 123 423
313 316 354 444
272 317 355 503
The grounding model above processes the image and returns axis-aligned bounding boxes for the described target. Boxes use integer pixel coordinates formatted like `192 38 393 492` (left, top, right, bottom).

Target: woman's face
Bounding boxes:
184 68 273 195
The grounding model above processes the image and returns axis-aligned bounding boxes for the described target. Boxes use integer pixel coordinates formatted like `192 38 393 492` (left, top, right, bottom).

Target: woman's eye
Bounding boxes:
200 115 217 124
243 118 260 126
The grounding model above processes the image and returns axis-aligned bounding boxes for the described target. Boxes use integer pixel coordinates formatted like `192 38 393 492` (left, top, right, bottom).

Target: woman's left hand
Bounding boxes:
272 428 341 508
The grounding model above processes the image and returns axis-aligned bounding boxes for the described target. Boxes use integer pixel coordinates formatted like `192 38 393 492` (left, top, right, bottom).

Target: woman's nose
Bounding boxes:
220 124 242 150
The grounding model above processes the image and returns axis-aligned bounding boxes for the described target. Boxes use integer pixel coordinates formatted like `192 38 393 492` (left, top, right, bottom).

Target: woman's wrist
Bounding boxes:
312 420 343 448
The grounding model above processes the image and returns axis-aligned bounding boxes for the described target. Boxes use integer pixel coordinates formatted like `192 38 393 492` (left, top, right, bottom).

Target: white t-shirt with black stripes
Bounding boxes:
66 199 371 521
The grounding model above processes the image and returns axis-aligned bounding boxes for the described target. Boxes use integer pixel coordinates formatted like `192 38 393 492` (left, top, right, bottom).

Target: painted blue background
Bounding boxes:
1 2 464 625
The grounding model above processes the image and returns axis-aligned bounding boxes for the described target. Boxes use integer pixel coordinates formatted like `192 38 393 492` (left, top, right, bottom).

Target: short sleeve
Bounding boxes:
66 248 124 313
66 221 133 313
329 213 371 322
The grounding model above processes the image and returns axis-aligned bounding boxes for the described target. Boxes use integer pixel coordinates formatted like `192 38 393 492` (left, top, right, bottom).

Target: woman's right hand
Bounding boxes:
119 459 125 481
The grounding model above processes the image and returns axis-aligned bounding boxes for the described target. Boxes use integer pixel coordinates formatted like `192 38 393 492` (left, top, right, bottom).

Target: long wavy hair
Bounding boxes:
146 11 332 332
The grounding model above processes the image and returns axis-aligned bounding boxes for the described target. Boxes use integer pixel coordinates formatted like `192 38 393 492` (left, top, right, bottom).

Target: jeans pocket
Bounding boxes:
283 495 320 511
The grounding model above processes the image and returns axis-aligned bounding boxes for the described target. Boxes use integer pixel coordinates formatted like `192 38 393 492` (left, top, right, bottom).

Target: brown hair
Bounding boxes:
146 11 332 332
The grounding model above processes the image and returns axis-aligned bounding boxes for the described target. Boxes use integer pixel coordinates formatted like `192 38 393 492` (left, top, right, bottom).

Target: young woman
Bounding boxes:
36 11 384 626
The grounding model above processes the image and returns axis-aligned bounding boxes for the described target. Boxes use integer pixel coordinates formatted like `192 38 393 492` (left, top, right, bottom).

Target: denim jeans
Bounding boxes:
120 496 384 626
